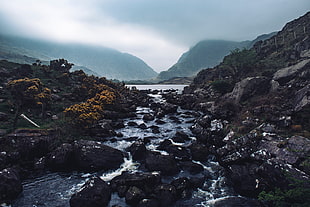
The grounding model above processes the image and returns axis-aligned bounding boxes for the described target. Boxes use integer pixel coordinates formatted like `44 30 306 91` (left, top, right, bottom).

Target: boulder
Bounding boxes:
154 184 177 206
160 102 178 114
125 186 146 206
70 176 111 207
145 152 179 176
273 59 310 85
172 131 191 143
47 143 74 171
111 172 161 196
294 84 310 111
143 114 155 121
127 140 147 161
190 143 209 162
157 140 191 161
179 161 204 174
171 177 192 199
0 168 23 203
73 140 124 172
224 77 270 103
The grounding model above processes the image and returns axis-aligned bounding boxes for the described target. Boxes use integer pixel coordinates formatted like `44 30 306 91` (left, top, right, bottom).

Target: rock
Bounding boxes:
128 121 138 127
0 168 23 203
138 123 148 129
160 102 178 114
47 143 74 171
224 77 270 103
6 129 55 160
190 143 209 162
145 152 179 176
110 172 161 195
294 84 310 111
70 176 111 207
273 59 310 85
179 161 204 174
172 131 191 143
154 184 177 206
137 199 160 207
127 140 147 161
0 112 8 121
171 177 192 199
143 114 155 121
125 186 146 206
157 140 191 161
73 140 124 172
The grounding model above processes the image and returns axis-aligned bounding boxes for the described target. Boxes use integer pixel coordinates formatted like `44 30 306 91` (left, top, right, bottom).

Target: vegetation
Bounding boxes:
258 173 310 207
0 58 125 134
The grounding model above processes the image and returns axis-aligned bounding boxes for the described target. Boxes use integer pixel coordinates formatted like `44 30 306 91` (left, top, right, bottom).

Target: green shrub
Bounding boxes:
210 80 233 94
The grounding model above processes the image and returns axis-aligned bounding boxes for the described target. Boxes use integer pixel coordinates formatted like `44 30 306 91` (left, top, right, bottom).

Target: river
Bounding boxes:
9 85 239 207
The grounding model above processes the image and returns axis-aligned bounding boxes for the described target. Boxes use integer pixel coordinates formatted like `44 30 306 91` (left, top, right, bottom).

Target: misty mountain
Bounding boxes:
157 33 276 80
0 35 157 81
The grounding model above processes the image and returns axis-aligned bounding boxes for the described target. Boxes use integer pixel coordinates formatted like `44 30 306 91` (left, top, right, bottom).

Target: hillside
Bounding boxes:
164 11 310 206
0 35 157 81
157 33 276 80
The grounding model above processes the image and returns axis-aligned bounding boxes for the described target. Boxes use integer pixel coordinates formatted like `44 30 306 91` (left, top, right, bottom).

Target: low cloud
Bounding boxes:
0 0 309 71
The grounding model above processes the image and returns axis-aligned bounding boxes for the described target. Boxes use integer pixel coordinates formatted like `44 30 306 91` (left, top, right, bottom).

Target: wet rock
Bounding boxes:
154 184 177 206
150 125 160 134
179 161 204 174
73 140 124 172
138 123 148 129
127 140 147 161
137 198 160 207
160 102 178 114
47 143 74 171
111 172 161 195
145 152 179 176
172 131 191 143
0 168 23 203
70 176 111 207
190 143 209 162
171 177 192 199
143 114 155 121
157 140 191 161
128 121 138 126
125 186 146 206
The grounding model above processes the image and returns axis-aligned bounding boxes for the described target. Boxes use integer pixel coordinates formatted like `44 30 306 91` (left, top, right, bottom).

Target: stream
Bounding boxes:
10 88 239 207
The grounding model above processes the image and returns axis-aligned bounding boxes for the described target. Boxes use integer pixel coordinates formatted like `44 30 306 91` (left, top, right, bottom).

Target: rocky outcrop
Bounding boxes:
73 140 124 172
273 59 310 85
224 77 270 104
70 176 111 207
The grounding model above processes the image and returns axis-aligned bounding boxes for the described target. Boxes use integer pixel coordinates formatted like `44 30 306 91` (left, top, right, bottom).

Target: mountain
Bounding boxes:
0 35 157 80
157 33 276 80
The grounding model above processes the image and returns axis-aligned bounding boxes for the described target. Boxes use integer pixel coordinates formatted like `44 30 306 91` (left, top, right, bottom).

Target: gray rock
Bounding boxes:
70 177 111 207
273 59 310 84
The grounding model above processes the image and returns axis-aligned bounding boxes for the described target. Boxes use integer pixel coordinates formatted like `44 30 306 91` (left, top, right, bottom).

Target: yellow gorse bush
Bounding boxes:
64 85 116 127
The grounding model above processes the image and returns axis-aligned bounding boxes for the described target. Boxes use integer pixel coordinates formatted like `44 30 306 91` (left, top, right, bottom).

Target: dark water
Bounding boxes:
8 86 238 207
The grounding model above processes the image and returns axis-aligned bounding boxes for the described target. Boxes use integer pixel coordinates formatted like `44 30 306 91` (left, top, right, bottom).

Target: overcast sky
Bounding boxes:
0 0 309 72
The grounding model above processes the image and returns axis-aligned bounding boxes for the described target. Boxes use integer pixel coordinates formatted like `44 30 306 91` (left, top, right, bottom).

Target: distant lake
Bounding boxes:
126 84 188 93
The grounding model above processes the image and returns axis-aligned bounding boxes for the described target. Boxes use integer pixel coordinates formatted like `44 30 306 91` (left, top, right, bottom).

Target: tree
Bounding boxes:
7 78 51 127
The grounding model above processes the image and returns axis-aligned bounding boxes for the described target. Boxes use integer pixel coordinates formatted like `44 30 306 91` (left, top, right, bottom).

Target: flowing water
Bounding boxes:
9 85 239 207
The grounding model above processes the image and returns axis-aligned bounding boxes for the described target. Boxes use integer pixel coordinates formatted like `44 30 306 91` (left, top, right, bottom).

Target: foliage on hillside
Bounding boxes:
0 59 126 133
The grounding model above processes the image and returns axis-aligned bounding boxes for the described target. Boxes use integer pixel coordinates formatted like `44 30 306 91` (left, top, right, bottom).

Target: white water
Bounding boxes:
11 86 240 207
